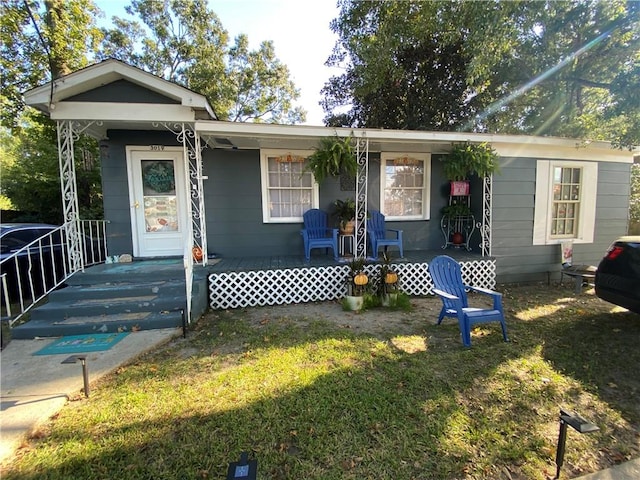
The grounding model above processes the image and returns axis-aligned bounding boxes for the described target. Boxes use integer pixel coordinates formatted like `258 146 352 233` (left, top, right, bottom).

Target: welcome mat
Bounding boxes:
34 333 129 356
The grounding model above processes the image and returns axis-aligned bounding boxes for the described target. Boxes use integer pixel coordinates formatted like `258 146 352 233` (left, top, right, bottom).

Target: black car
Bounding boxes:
595 236 640 314
0 223 67 302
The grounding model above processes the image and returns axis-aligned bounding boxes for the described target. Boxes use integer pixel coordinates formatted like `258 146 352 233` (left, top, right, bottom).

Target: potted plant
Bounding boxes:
442 142 500 195
305 134 358 184
332 198 356 234
441 202 474 246
378 252 399 306
343 257 368 311
441 203 473 218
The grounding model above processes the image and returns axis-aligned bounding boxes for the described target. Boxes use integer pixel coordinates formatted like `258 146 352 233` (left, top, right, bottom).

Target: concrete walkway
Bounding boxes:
573 457 640 479
0 328 180 465
1 328 638 478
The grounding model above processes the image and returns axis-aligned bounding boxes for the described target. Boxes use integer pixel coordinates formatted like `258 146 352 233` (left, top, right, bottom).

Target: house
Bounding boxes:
23 59 638 313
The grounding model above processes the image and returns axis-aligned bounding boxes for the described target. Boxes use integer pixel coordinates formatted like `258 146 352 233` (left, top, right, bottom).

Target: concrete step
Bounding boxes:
65 260 187 285
29 294 186 321
12 260 209 339
11 310 185 339
50 279 186 301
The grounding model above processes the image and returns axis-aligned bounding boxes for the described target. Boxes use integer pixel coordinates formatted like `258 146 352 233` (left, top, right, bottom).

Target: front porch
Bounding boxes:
10 249 492 339
207 249 495 309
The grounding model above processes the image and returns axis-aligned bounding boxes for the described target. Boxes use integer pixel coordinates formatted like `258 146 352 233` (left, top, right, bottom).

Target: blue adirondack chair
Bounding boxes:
428 255 508 347
367 210 404 258
300 209 339 261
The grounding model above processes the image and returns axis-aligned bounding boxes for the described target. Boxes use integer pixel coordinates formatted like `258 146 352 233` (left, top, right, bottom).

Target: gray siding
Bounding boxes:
101 130 180 256
66 80 179 104
493 158 630 284
203 151 446 257
99 131 631 277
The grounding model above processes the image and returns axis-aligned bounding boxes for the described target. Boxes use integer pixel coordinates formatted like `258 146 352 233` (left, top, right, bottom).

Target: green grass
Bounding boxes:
2 285 639 479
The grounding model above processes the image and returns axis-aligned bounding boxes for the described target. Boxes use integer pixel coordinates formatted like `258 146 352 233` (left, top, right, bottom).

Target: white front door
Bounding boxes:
127 147 188 257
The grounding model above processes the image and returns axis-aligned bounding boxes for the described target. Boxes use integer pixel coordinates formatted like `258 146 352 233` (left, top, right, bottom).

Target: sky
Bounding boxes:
95 0 342 125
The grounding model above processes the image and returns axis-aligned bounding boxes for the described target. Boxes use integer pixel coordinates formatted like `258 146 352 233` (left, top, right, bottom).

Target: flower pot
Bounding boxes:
382 292 398 307
344 295 364 311
452 232 464 245
450 180 470 196
340 220 355 235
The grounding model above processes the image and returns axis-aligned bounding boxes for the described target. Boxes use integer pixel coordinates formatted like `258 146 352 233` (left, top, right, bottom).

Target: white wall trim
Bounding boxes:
259 149 317 223
533 160 597 245
379 152 431 221
50 102 197 122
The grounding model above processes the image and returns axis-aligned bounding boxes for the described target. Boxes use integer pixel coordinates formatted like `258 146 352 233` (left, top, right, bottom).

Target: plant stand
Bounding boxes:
441 194 475 251
339 234 354 257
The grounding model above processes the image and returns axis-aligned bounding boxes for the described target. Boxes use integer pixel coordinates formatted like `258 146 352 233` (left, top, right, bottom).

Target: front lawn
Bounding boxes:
2 284 639 479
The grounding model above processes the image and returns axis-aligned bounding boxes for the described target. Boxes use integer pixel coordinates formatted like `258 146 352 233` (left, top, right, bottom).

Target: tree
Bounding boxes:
1 111 102 223
324 0 640 148
630 163 640 234
1 0 103 222
1 0 306 221
1 0 102 128
98 0 305 123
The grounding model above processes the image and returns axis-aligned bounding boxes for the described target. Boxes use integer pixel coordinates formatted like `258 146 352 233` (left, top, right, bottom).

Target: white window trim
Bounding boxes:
260 149 318 223
533 160 597 245
379 152 431 221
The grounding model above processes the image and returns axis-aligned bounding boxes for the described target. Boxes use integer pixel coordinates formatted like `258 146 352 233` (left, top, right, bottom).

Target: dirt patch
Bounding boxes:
239 297 444 336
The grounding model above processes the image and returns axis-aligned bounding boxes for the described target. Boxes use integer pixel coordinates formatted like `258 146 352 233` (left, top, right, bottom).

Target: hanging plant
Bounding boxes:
305 134 358 184
143 161 175 193
442 142 500 181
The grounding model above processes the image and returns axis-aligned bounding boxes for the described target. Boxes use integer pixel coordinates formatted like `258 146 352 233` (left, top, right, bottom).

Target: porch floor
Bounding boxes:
206 248 488 273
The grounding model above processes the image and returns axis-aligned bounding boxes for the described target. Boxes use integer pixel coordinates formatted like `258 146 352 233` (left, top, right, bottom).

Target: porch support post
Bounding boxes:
479 174 493 257
56 120 86 273
181 124 207 266
155 122 208 326
354 136 369 259
155 122 208 266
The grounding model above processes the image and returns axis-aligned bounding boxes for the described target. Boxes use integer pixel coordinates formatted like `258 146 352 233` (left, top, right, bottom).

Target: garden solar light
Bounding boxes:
226 452 257 480
61 354 90 398
554 408 599 479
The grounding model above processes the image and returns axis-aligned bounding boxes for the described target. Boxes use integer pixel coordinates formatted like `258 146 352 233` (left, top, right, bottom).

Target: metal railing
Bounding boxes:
0 220 108 327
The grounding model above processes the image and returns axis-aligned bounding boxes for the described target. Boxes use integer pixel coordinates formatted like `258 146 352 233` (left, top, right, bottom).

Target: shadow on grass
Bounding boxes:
3 293 638 480
538 309 640 426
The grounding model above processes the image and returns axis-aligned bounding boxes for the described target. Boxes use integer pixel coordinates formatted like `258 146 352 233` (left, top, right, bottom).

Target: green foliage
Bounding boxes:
305 135 357 184
442 142 500 181
324 0 640 148
0 112 103 223
3 287 639 479
98 0 305 124
332 198 356 228
1 0 101 128
1 0 305 221
345 256 368 296
441 203 473 218
630 164 640 234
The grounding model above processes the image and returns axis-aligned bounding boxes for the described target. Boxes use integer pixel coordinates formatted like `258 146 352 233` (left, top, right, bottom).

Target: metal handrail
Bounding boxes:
0 220 108 327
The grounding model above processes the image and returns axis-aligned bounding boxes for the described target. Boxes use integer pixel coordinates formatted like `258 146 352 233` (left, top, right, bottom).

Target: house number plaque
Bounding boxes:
149 145 165 151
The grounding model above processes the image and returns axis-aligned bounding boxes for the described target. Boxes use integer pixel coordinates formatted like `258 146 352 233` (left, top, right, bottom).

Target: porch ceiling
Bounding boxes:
198 131 453 154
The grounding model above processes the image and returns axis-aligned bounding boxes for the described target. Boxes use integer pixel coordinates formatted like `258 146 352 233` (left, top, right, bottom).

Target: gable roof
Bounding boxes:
24 59 216 125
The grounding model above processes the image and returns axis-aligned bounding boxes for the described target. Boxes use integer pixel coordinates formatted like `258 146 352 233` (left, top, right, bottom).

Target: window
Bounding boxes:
380 153 431 220
551 166 581 238
533 160 597 245
260 150 318 223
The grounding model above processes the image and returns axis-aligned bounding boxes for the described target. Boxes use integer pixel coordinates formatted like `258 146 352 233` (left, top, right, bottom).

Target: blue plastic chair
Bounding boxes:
300 209 339 261
428 255 508 347
367 210 403 258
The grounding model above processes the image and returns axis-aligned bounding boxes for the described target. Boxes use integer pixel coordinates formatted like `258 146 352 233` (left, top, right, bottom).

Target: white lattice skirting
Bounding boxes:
208 259 496 310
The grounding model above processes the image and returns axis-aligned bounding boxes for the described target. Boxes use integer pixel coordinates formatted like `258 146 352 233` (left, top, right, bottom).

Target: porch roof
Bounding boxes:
195 121 635 163
23 59 216 138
